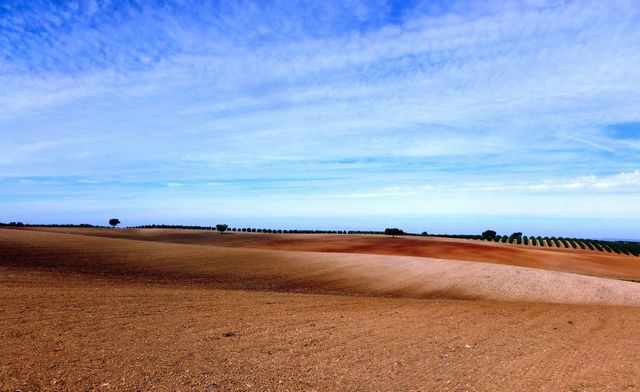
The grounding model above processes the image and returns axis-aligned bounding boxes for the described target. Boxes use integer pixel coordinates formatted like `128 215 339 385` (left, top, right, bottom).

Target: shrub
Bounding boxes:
481 230 497 240
384 228 404 237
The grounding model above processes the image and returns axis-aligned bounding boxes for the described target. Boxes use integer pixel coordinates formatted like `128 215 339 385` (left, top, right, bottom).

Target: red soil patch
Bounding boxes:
2 228 640 305
19 227 640 280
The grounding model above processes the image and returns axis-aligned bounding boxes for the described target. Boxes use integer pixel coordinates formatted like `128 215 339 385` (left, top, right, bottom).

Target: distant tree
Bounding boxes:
481 230 497 240
109 218 120 228
421 231 428 236
544 237 554 247
384 228 404 238
216 224 228 234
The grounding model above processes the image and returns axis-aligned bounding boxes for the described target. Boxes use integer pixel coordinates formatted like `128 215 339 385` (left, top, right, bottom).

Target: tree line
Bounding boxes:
478 230 639 256
0 222 103 228
2 220 637 257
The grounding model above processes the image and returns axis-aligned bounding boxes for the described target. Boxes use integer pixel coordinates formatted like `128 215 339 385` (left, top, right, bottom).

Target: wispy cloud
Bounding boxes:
457 171 640 193
1 0 639 232
312 171 640 200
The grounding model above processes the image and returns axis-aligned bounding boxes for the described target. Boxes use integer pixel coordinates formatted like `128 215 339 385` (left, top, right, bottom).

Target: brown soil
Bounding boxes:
2 228 640 305
18 226 640 280
2 228 640 390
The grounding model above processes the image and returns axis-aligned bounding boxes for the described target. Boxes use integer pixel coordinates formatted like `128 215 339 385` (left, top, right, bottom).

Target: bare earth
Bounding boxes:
1 227 640 391
21 226 640 280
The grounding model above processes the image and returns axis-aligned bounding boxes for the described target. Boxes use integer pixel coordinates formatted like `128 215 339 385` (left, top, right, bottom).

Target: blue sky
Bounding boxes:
1 0 639 238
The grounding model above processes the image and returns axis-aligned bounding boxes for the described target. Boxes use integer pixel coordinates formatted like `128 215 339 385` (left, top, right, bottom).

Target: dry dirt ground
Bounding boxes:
2 227 640 391
21 227 640 280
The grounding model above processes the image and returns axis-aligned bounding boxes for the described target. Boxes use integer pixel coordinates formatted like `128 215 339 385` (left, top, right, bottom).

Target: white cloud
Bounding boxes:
591 171 640 189
1 1 640 224
452 171 640 193
313 170 640 200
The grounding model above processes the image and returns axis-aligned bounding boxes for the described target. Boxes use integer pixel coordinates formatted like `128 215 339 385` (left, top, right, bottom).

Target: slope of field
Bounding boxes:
3 228 640 390
2 276 640 391
2 228 640 306
18 226 640 280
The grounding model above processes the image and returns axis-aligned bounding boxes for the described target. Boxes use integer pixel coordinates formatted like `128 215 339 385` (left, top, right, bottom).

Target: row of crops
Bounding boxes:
3 221 637 257
483 235 640 256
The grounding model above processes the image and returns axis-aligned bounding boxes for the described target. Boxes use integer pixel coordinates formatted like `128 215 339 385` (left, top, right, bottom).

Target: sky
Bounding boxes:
1 0 640 238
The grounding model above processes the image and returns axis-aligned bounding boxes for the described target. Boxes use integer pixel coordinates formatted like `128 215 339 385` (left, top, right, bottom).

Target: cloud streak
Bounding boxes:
1 0 639 234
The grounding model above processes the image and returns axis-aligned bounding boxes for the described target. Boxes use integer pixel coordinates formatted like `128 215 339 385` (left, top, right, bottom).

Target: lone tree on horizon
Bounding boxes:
481 230 497 240
384 228 404 238
109 218 120 228
216 224 228 234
